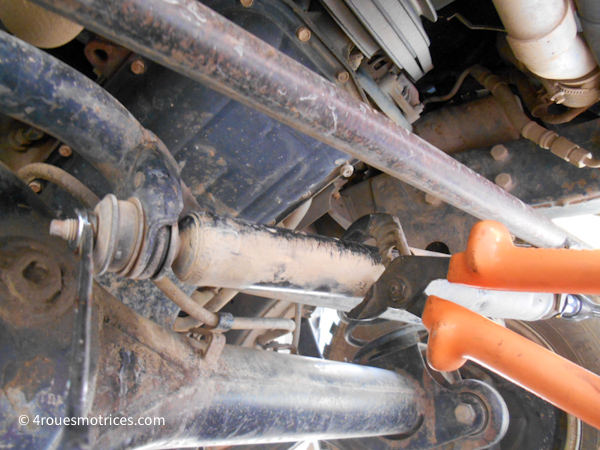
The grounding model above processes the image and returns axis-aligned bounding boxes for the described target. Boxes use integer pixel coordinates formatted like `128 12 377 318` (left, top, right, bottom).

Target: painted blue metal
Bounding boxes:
105 0 349 223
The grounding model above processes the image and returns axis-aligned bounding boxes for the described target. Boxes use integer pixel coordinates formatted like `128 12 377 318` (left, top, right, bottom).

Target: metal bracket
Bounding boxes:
343 213 411 265
345 328 509 449
191 328 227 365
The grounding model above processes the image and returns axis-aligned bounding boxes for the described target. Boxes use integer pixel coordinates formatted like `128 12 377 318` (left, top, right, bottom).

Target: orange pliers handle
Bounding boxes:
448 220 600 293
423 296 600 430
424 220 600 431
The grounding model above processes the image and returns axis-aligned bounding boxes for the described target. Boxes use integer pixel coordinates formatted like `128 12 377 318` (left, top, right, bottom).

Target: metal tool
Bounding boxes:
55 213 94 449
350 220 600 320
348 255 450 319
423 295 600 431
559 293 600 321
358 219 600 433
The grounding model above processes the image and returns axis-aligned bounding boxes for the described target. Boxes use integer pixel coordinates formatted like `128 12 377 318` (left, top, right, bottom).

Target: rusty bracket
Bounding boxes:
343 213 411 265
337 327 509 449
190 328 227 366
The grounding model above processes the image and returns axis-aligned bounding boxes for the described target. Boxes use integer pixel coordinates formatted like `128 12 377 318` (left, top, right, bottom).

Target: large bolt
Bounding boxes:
495 173 515 191
340 164 354 178
454 403 476 425
130 58 146 75
58 144 72 157
296 26 311 42
490 144 509 162
50 218 80 243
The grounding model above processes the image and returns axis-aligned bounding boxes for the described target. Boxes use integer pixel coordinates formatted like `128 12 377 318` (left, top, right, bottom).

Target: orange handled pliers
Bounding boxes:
351 220 600 430
428 221 600 431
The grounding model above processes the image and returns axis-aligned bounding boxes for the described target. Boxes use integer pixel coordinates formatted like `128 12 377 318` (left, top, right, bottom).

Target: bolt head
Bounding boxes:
23 127 44 141
424 193 442 207
340 164 354 178
296 26 311 42
495 173 515 191
58 144 72 157
336 71 350 84
240 0 253 6
454 403 476 425
490 144 508 162
130 58 146 75
389 280 406 301
28 180 42 193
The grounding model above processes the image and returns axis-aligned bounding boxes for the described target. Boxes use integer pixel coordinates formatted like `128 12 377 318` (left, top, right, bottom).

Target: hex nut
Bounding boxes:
454 403 476 425
7 252 62 308
296 26 311 42
0 242 76 327
130 58 146 75
340 164 354 178
58 144 72 157
495 173 515 191
490 144 509 162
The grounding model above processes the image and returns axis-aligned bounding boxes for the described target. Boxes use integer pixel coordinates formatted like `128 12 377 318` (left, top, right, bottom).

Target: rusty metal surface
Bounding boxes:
0 238 76 328
84 36 131 78
1 279 425 448
342 213 411 265
414 96 521 153
0 148 511 449
0 163 83 449
58 213 95 448
30 0 579 248
17 162 100 210
100 0 354 225
0 30 183 278
90 287 422 448
0 115 58 172
0 164 428 448
327 331 509 449
333 175 477 253
336 117 600 253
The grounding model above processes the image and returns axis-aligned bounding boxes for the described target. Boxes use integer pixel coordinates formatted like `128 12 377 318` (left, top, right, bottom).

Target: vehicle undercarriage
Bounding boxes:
2 0 600 448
